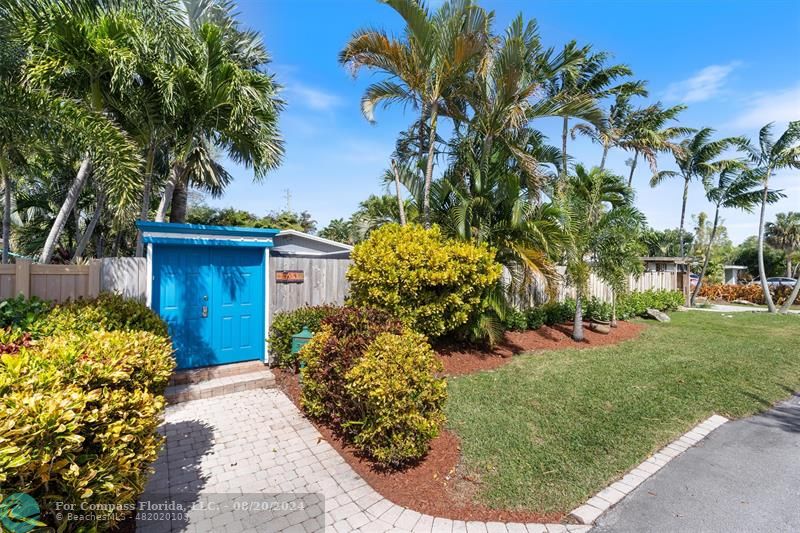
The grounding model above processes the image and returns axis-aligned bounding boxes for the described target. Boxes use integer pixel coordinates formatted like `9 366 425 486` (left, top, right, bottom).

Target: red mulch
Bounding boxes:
273 320 644 523
437 320 643 376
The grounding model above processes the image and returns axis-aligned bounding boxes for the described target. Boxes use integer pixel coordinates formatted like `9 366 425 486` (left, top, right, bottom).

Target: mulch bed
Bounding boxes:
437 320 643 376
273 320 645 523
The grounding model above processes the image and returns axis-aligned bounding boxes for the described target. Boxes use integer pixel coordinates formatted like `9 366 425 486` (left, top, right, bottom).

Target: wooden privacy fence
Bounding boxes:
269 256 351 324
0 258 147 303
504 267 681 308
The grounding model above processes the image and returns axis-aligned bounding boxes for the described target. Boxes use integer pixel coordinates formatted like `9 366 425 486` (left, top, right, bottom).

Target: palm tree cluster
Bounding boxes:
334 0 799 328
0 0 283 263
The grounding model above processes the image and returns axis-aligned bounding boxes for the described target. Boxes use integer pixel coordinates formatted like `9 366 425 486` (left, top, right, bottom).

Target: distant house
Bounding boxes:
641 256 692 274
723 265 747 285
271 229 353 258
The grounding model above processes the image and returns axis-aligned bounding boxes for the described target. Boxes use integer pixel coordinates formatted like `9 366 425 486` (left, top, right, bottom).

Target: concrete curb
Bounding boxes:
568 414 729 525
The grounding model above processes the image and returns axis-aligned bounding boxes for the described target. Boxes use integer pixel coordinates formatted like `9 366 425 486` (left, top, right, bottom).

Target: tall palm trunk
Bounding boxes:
627 151 638 187
73 190 105 261
690 207 719 306
390 159 406 225
757 165 776 312
560 116 569 193
155 162 184 223
171 179 188 223
780 275 800 312
1 160 11 264
422 101 439 228
599 141 609 170
786 256 793 278
572 291 584 341
610 290 617 327
678 175 690 257
40 156 92 263
136 141 156 256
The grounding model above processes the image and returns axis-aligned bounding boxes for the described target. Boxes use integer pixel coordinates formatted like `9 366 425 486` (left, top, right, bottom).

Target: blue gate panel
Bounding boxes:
153 244 265 369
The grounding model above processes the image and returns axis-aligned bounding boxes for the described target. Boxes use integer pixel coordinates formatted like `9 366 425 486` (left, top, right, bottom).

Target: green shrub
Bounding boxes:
0 329 174 531
43 293 168 338
525 307 545 330
616 289 684 320
300 307 445 466
347 224 502 338
0 295 51 333
300 306 403 423
503 309 528 331
345 331 446 466
268 304 339 369
542 299 576 326
584 297 612 322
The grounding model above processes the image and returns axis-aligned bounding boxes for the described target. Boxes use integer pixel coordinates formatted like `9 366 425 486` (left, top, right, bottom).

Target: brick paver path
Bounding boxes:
139 389 582 533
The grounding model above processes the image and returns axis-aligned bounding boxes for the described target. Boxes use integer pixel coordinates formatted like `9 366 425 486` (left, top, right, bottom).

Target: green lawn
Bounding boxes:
445 311 800 515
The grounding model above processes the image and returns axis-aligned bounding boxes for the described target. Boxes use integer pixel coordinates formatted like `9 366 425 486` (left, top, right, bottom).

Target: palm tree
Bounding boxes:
766 212 800 278
465 16 603 193
650 128 745 257
340 0 491 227
155 21 284 223
740 122 800 312
620 102 691 187
7 0 182 262
690 166 782 305
545 43 636 188
571 83 647 170
561 165 634 341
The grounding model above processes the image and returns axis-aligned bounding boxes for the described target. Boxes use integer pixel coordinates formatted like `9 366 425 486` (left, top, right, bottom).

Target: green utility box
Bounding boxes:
291 326 314 355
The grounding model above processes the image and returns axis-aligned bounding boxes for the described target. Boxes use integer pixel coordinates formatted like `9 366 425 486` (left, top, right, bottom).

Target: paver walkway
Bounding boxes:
592 395 800 533
139 388 580 533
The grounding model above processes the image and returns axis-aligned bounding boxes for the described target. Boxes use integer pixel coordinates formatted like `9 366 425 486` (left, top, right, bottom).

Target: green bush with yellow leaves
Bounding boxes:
299 307 446 466
0 296 173 532
347 224 502 338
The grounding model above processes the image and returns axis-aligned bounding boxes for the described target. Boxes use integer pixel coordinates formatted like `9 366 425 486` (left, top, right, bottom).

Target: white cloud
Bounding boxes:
728 84 800 129
288 83 342 111
664 62 740 103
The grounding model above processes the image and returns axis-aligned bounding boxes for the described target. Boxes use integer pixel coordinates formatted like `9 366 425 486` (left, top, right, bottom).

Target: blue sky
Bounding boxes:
209 0 800 244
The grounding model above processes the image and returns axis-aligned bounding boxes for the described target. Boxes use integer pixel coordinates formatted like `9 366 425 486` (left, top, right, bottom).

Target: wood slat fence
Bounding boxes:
0 258 147 303
504 267 682 308
269 256 351 326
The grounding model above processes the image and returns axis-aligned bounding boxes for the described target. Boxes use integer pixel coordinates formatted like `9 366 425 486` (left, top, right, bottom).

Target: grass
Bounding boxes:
445 311 800 515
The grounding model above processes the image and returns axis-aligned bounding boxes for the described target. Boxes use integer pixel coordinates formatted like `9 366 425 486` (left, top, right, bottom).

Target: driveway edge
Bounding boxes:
568 414 729 525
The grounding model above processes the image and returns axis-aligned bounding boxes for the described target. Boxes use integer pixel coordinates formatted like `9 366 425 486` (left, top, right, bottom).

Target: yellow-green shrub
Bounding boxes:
345 331 446 466
44 293 168 338
347 224 502 338
0 329 174 531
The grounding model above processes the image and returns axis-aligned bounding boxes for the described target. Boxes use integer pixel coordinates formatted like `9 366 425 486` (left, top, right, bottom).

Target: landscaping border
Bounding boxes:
568 414 729 525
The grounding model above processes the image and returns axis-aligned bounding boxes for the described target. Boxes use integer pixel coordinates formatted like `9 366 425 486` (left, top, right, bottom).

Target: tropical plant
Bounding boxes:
690 166 782 305
619 102 691 187
650 128 746 257
544 43 636 188
571 84 647 170
155 17 284 223
560 165 635 340
766 212 800 278
739 121 800 312
340 0 491 226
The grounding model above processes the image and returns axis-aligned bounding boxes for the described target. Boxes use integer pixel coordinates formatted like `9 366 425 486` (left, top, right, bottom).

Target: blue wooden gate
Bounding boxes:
140 222 276 370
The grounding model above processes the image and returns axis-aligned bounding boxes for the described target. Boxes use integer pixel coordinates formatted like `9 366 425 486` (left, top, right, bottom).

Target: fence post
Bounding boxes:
88 260 101 298
14 259 30 298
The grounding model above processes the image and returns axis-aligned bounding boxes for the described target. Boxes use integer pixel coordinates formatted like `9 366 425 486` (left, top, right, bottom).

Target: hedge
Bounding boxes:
698 283 797 305
0 294 173 531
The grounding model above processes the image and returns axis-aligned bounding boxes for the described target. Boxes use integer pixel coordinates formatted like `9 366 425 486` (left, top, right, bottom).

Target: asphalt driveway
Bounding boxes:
592 394 800 533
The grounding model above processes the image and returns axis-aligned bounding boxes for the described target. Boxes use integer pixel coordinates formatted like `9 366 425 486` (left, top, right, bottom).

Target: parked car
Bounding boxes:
689 273 700 288
751 277 797 288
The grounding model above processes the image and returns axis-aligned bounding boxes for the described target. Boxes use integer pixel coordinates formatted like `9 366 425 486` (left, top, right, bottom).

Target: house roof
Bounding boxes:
641 256 692 264
275 229 353 251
